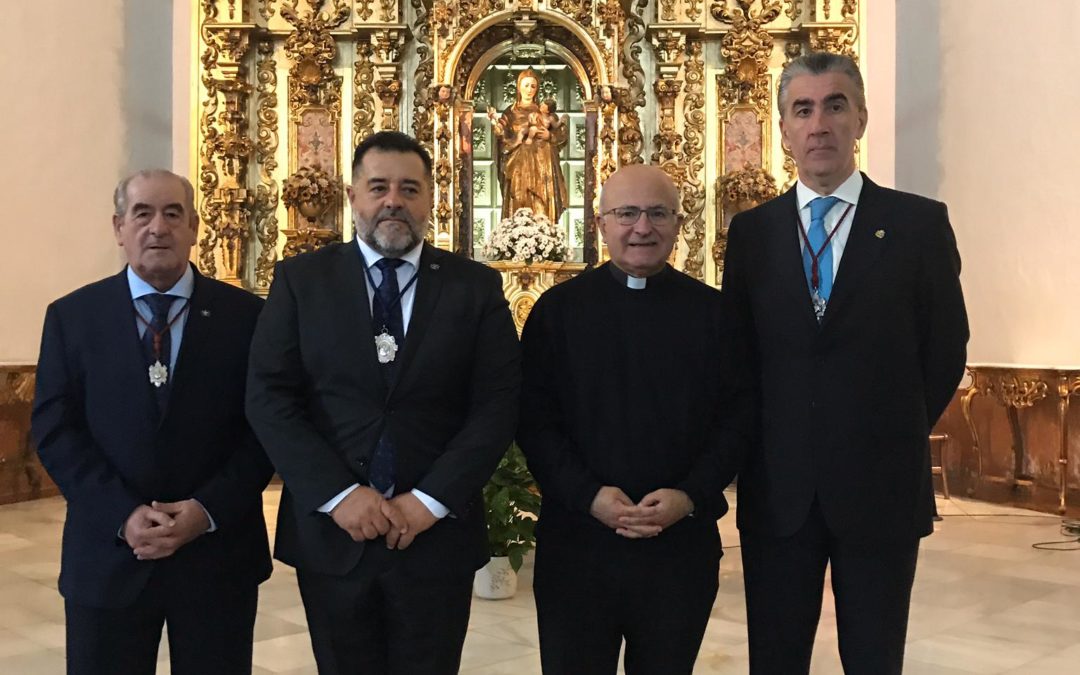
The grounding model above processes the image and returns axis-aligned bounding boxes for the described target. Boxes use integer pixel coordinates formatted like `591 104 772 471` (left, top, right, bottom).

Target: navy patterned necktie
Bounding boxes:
370 258 406 494
372 258 406 377
141 293 177 412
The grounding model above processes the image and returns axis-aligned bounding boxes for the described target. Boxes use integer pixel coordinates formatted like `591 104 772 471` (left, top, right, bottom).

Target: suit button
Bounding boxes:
386 408 395 416
356 458 367 467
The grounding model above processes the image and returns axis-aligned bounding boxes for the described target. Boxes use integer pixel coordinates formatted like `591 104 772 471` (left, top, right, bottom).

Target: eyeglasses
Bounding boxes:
601 206 679 226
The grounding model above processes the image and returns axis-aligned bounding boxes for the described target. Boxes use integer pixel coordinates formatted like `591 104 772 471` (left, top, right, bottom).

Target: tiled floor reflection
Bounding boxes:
1 486 1078 673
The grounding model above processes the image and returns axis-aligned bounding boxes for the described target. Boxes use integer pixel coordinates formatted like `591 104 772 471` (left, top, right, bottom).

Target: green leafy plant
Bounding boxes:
483 443 541 572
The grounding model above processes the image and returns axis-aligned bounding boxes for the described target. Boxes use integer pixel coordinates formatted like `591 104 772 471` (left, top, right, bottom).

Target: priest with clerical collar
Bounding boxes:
517 164 751 674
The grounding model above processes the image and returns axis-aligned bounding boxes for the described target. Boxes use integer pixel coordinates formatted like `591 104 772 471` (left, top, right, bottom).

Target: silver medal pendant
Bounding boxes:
811 290 827 322
374 332 398 363
148 361 169 388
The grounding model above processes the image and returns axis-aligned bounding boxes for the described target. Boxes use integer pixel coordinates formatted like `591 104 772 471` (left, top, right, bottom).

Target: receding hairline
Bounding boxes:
599 165 680 211
113 169 196 217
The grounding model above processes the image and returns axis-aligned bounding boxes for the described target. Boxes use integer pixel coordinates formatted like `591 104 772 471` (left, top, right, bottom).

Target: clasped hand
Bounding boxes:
123 499 211 561
589 486 694 539
330 487 438 550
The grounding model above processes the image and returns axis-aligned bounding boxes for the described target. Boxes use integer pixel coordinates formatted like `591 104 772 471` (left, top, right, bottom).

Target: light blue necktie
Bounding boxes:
803 196 840 302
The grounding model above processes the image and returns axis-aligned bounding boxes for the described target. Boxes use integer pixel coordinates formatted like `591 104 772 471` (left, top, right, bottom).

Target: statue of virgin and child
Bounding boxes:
486 68 570 224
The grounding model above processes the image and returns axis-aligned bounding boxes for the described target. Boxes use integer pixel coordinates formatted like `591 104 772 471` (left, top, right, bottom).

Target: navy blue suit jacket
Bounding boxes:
723 175 969 541
32 266 274 609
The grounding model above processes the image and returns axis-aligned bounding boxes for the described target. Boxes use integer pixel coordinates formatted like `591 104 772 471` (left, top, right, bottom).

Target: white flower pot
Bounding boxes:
473 556 518 600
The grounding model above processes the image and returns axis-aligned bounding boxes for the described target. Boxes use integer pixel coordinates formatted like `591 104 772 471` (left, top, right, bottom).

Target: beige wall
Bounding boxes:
0 1 177 364
896 0 1080 366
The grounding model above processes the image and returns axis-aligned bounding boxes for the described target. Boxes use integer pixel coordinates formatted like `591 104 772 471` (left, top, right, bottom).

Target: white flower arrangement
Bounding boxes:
483 207 569 264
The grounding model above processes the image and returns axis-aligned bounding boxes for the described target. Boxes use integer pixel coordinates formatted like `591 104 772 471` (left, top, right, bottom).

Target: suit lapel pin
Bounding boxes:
430 263 440 271
200 309 211 317
874 229 886 239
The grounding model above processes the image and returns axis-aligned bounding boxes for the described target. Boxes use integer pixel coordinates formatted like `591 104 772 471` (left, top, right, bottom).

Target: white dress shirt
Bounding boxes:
795 169 863 279
317 239 450 519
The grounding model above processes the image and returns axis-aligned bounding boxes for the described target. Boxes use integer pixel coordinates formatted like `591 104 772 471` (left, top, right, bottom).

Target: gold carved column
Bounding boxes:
198 5 257 286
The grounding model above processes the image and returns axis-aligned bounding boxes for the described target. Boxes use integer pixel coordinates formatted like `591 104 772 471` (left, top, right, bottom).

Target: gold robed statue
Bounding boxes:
487 69 569 224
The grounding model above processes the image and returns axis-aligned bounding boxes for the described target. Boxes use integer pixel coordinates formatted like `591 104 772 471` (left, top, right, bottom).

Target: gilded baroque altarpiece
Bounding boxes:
195 0 864 291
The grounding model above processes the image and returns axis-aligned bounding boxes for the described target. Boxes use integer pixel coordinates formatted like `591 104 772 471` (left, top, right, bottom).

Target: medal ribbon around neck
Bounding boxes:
134 299 190 387
797 201 854 291
360 257 414 362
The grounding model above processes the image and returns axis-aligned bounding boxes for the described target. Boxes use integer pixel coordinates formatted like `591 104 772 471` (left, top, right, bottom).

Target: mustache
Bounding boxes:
375 207 416 227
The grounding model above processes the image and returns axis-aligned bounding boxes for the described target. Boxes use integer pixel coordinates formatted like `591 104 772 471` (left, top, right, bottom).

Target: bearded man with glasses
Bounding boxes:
518 164 752 674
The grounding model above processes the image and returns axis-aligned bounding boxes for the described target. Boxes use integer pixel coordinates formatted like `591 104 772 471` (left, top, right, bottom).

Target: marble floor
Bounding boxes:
1 486 1078 674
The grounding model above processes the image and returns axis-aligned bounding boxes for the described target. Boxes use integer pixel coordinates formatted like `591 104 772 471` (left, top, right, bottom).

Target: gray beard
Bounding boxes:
355 211 422 257
365 227 420 258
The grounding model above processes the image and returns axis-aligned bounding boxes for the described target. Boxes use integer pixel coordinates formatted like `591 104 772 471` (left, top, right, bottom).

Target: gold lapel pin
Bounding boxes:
875 229 886 239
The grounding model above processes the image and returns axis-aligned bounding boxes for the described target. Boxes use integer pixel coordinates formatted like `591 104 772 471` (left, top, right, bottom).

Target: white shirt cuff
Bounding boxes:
318 484 360 513
411 489 450 518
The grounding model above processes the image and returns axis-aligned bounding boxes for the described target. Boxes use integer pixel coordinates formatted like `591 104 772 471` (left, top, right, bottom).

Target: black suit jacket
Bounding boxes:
723 175 969 541
32 266 274 609
246 241 520 578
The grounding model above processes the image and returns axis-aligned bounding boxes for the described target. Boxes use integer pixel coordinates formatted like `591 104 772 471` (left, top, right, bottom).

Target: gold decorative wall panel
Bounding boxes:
192 1 863 289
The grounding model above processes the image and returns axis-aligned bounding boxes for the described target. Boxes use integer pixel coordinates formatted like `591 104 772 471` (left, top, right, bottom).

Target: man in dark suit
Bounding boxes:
246 131 520 674
32 169 274 675
722 52 969 674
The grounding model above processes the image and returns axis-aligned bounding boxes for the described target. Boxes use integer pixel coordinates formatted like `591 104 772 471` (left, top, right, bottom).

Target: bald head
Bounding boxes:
597 164 682 278
599 164 680 213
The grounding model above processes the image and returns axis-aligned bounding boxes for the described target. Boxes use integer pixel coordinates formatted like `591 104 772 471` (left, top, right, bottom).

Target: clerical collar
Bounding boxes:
607 262 665 290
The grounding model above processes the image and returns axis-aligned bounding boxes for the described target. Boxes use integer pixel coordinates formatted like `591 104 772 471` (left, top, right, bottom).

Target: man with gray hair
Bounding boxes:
722 52 969 673
33 169 273 674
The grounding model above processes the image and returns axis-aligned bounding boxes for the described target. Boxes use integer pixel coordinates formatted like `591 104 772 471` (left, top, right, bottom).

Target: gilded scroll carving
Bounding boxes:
354 43 377 146
434 88 453 241
198 23 255 284
810 25 858 61
376 79 403 131
281 0 350 250
660 0 676 22
379 0 396 22
713 0 780 114
411 0 435 156
652 78 683 171
551 0 592 25
281 0 350 116
598 86 618 186
618 0 649 166
253 42 280 291
680 39 706 281
259 0 277 21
